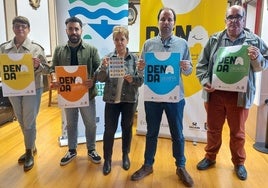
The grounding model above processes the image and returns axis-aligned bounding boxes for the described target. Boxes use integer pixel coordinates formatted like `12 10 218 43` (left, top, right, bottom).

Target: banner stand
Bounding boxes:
253 98 268 153
136 85 207 143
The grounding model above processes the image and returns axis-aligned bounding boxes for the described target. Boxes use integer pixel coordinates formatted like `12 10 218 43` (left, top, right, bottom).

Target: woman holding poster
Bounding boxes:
0 16 49 171
96 26 144 175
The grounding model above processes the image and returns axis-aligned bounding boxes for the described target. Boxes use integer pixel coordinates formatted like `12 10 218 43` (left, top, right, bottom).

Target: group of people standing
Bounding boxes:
1 4 268 187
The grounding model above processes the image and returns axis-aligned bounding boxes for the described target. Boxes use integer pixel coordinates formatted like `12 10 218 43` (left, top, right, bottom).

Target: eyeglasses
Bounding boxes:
13 24 28 30
226 15 243 22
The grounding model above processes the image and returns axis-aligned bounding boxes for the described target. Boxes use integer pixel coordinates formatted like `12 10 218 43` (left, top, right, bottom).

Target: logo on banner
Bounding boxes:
68 0 128 39
161 0 200 14
57 0 128 57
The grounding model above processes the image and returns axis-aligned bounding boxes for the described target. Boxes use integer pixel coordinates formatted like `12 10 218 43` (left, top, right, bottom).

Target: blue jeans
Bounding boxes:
144 99 186 167
103 102 136 161
9 88 43 149
65 99 97 151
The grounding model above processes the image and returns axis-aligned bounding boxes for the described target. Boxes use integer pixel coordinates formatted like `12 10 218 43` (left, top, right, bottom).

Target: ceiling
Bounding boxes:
228 0 257 6
129 0 140 4
130 0 256 6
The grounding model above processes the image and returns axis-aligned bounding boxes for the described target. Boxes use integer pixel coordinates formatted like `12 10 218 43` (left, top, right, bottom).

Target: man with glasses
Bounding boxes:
196 5 268 180
0 16 49 171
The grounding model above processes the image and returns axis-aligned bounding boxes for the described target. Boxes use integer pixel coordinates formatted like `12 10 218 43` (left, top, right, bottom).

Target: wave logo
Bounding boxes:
68 0 128 39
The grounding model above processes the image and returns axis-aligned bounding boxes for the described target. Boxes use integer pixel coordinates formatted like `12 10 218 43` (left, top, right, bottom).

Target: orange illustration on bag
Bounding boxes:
55 65 88 105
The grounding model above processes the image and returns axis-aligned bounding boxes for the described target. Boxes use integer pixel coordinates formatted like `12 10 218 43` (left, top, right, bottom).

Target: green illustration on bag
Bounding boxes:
212 45 250 92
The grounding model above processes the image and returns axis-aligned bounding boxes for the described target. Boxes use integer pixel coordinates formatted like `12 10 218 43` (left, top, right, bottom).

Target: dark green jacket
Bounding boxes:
51 40 100 99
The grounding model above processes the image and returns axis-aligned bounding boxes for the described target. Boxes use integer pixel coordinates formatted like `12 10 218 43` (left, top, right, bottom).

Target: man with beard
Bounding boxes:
50 17 102 166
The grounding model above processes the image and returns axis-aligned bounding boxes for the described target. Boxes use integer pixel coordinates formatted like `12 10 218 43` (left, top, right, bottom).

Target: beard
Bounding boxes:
68 34 81 44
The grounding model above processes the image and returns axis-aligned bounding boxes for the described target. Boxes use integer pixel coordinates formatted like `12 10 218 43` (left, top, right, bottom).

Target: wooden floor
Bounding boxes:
1 91 268 188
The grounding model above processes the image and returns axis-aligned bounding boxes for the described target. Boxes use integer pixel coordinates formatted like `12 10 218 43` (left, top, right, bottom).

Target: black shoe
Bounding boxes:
122 154 130 170
18 148 37 164
24 149 34 172
88 150 101 164
176 167 194 187
197 158 216 170
103 160 111 175
60 150 77 166
235 165 247 180
131 165 153 181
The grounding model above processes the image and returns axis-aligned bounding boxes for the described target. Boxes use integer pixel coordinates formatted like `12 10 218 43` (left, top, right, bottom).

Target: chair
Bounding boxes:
47 74 57 107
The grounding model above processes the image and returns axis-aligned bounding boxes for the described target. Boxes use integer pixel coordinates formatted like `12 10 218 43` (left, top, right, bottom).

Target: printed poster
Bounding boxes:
212 45 250 92
144 52 180 102
109 57 125 78
0 53 35 96
55 65 89 108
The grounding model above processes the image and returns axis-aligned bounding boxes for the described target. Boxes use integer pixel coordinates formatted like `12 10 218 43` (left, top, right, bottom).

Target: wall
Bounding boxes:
245 0 268 143
254 0 268 143
128 4 140 52
0 0 7 43
1 1 140 58
1 0 57 61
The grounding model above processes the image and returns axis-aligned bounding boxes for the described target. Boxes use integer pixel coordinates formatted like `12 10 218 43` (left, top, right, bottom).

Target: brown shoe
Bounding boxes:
176 167 194 187
131 165 153 181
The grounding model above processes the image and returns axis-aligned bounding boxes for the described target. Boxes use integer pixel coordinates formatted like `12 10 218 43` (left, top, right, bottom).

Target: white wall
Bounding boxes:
16 0 51 56
259 1 268 106
128 4 140 53
261 1 268 43
0 0 7 44
250 1 268 143
245 4 256 31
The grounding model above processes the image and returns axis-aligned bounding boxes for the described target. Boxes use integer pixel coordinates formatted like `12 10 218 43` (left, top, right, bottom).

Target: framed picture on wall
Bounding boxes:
128 3 138 25
29 0 41 10
16 0 51 57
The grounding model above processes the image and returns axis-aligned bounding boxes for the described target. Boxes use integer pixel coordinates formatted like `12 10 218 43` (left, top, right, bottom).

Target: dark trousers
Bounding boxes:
103 102 136 161
144 99 186 167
